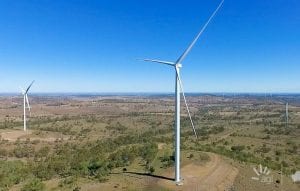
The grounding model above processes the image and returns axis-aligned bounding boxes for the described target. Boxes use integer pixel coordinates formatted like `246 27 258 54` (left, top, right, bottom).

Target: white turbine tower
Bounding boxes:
21 81 34 131
142 0 224 184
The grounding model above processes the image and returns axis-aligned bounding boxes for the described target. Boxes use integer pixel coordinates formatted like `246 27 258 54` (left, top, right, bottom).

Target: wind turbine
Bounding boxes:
21 81 34 131
142 0 224 184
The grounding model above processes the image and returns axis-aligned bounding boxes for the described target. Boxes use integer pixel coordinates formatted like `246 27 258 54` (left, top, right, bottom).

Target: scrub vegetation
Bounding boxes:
0 94 299 190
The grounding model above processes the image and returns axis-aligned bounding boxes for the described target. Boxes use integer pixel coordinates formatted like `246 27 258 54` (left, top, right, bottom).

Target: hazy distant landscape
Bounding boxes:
0 94 299 191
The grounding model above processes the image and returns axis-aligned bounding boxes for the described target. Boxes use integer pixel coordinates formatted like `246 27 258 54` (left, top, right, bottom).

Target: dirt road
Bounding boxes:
157 153 238 191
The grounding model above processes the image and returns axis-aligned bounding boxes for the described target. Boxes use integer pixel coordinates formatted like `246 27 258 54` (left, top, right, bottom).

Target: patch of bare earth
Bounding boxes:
0 129 67 142
0 130 31 141
158 143 166 150
157 153 238 191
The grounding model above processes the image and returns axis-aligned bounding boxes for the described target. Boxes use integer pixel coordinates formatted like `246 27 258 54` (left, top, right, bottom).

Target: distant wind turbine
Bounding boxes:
141 0 224 184
21 81 34 131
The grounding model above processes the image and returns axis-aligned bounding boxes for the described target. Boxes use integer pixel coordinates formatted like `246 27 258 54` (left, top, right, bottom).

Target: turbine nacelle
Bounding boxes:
176 63 182 68
20 87 26 95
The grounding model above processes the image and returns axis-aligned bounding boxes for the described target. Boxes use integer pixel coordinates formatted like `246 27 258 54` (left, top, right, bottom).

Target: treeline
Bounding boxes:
0 131 159 190
0 115 76 130
194 142 296 175
0 119 22 129
30 141 158 181
0 144 50 159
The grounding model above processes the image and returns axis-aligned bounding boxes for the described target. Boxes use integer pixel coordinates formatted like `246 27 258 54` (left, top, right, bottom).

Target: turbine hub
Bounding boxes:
176 63 182 68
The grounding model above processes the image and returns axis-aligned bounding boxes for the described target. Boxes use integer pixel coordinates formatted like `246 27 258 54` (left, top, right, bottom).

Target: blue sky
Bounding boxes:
0 0 300 93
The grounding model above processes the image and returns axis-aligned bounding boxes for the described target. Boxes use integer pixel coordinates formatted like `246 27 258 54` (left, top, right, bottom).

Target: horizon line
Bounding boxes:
2 91 300 96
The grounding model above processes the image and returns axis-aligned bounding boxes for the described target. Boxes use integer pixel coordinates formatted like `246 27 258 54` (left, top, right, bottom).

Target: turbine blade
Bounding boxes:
25 80 35 94
175 67 198 138
175 0 224 64
25 94 31 114
142 59 175 66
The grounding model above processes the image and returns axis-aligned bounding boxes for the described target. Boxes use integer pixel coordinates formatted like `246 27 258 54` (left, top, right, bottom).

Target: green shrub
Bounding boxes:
21 178 45 191
149 166 155 174
231 145 245 152
0 160 28 189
